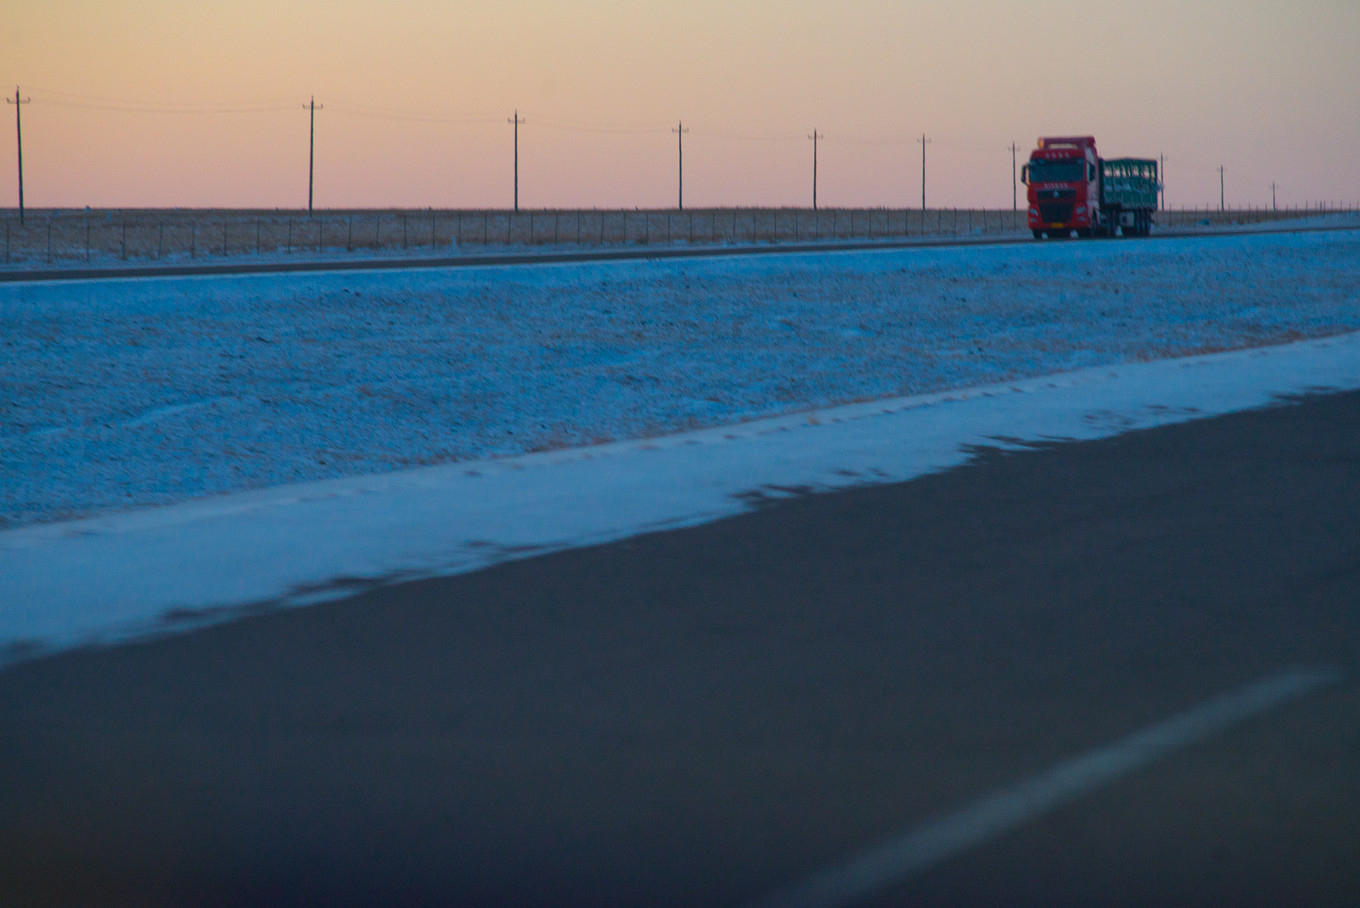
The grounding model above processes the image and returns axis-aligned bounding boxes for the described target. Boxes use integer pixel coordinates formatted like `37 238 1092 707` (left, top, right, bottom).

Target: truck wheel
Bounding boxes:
1032 230 1043 239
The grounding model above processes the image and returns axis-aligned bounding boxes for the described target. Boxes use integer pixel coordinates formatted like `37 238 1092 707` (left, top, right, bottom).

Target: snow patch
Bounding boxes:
3 331 1360 663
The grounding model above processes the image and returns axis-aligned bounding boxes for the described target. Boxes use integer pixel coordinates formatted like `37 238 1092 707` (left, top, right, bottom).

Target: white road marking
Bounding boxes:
750 666 1343 908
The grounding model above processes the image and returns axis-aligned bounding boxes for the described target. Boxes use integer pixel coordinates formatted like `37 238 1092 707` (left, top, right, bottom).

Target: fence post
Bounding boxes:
191 223 196 258
222 221 228 257
86 219 91 262
157 222 164 260
256 219 261 256
47 216 53 263
286 217 293 254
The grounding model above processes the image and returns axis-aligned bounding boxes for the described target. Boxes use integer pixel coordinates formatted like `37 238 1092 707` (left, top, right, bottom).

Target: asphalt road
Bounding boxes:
3 390 1359 907
1 222 1352 283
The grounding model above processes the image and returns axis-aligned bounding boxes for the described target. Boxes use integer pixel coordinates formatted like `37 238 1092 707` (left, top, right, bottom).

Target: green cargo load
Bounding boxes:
1100 158 1159 212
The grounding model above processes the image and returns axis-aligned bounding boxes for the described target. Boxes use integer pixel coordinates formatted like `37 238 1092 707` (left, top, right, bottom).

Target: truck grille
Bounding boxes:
1039 202 1073 223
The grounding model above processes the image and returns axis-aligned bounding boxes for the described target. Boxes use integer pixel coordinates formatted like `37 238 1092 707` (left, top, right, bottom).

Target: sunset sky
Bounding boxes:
3 0 1358 211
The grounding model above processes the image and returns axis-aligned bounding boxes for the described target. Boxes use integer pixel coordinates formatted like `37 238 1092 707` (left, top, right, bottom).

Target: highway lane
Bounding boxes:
3 390 1359 906
1 221 1355 283
0 233 1032 283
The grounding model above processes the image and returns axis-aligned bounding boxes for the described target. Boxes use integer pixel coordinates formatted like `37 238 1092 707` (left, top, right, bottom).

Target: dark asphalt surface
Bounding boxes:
0 234 1029 283
3 390 1359 906
2 223 1352 283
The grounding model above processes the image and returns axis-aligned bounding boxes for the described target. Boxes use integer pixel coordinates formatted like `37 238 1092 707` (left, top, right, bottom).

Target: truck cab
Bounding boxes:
1021 136 1100 238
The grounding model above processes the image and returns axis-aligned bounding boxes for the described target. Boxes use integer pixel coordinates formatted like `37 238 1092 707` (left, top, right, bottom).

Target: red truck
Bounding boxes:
1020 136 1159 238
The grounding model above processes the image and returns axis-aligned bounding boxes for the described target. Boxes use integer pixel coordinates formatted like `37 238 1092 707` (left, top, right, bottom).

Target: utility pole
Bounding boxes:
1272 181 1277 212
917 134 931 211
1010 142 1018 211
1160 153 1165 210
509 110 524 211
1219 165 1225 212
305 96 323 213
673 120 689 210
809 130 821 210
7 87 31 225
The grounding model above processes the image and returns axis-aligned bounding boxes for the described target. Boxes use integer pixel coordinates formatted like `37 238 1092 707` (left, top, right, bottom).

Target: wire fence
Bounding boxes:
0 204 1354 266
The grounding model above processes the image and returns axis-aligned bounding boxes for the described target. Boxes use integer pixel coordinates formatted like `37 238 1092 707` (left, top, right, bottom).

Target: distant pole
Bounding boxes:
809 130 821 210
7 87 31 225
917 134 931 211
509 110 525 211
1219 165 1225 211
673 120 689 210
305 96 323 214
1010 142 1017 211
1272 181 1277 212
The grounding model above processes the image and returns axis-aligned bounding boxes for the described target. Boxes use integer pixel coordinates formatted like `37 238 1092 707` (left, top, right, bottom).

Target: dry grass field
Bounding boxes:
0 205 1338 267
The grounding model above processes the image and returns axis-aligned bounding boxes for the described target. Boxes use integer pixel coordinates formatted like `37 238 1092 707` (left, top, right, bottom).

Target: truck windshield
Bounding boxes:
1027 160 1086 183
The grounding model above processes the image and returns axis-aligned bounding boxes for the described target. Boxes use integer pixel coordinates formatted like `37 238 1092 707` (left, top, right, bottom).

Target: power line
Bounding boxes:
328 102 502 125
8 86 1330 210
833 134 912 148
24 86 298 114
688 127 805 143
526 112 669 135
36 98 299 114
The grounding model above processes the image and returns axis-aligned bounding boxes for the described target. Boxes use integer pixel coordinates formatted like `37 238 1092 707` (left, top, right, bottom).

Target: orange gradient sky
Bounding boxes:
3 0 1358 210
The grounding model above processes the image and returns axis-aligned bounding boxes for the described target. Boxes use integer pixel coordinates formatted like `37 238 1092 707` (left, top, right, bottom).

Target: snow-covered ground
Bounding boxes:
5 228 1359 528
2 228 1359 660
